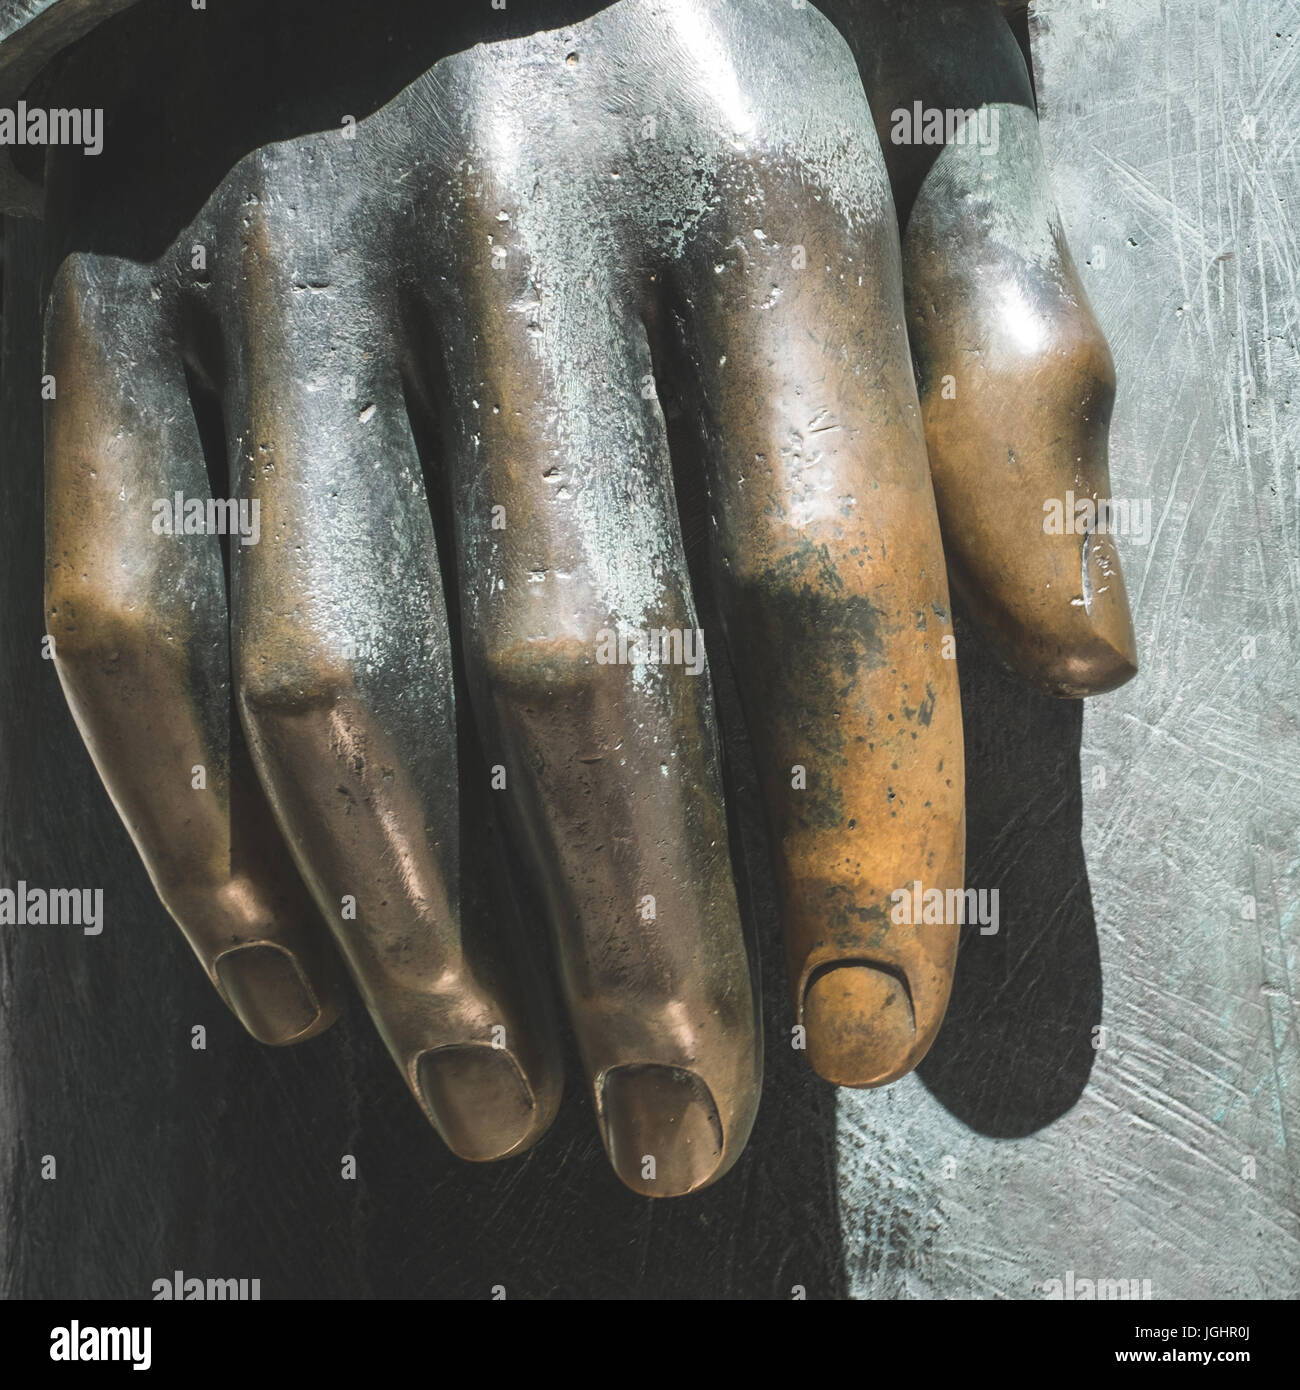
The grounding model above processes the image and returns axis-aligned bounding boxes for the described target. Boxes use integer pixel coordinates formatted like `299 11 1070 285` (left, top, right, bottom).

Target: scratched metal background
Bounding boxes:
837 0 1300 1300
1 0 1296 1300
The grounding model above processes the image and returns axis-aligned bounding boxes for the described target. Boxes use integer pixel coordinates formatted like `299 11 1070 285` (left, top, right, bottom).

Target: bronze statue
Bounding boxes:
10 0 1135 1197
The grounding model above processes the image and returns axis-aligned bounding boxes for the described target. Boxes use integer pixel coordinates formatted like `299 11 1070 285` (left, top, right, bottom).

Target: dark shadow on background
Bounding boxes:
914 599 1103 1136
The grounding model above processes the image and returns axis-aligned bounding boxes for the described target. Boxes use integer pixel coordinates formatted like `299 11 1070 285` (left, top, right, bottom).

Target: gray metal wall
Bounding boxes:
838 0 1299 1299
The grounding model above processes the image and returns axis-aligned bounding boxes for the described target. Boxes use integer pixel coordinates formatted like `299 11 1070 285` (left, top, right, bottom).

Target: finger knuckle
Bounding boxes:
472 622 612 705
235 644 357 718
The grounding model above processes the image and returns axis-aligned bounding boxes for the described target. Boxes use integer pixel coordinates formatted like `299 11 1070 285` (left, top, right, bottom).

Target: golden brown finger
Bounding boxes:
43 253 343 1044
675 146 965 1088
852 0 1138 696
430 149 762 1197
220 197 563 1162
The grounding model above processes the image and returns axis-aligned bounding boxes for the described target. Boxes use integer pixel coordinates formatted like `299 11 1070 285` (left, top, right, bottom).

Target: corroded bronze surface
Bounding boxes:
33 0 1135 1197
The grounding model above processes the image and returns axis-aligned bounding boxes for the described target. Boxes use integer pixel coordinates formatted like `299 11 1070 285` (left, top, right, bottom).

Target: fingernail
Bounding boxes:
216 943 321 1045
803 963 917 1087
416 1045 538 1162
600 1064 724 1197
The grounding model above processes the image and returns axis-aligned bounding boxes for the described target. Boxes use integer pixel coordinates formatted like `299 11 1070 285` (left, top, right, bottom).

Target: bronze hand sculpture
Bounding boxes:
22 0 1135 1197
